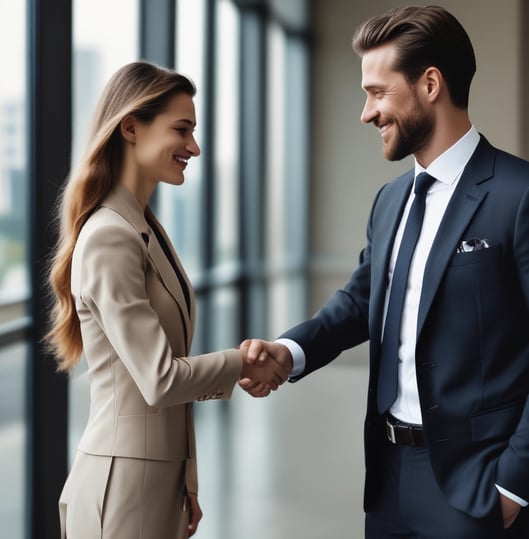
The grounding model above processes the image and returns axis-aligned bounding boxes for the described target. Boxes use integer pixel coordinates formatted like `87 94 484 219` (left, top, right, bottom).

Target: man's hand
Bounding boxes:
238 339 293 397
499 492 521 528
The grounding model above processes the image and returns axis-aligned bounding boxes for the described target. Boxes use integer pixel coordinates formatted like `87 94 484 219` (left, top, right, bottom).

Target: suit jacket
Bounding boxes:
283 136 529 518
71 184 242 494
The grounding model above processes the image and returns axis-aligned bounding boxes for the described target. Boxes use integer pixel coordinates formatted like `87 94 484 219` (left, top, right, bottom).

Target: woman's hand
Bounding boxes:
187 493 202 537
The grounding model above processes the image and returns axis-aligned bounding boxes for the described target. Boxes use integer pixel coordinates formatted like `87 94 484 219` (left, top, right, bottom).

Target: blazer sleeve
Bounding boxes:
76 221 243 408
496 187 529 500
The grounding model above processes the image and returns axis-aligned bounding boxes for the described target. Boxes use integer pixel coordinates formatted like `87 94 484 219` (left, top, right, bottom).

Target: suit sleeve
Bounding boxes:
496 187 529 500
78 222 242 408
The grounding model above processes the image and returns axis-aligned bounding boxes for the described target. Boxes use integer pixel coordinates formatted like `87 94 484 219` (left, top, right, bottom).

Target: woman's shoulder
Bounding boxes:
76 206 145 261
79 206 136 245
72 206 147 295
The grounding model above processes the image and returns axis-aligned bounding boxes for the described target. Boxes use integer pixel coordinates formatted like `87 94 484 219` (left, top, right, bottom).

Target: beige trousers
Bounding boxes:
59 451 188 539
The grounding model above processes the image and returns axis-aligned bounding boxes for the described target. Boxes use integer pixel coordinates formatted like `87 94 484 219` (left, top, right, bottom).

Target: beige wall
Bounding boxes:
309 0 528 365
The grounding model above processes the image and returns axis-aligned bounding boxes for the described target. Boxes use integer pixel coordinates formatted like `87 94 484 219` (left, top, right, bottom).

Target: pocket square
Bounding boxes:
457 238 490 253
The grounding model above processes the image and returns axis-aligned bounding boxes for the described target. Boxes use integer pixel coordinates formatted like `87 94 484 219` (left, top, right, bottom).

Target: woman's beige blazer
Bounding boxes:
71 184 242 494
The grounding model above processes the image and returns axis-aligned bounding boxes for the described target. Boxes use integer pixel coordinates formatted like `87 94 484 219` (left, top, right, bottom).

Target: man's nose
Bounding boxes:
360 98 377 124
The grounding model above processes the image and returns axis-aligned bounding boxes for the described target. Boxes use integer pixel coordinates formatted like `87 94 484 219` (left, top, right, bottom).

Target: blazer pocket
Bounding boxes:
471 400 525 442
449 243 502 267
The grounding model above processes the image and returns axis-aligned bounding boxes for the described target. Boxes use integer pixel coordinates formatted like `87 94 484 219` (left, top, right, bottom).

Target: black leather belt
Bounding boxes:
385 415 424 446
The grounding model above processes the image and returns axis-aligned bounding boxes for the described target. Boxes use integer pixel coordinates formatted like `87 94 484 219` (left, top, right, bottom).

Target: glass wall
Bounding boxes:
214 0 240 269
0 342 28 538
71 0 139 165
265 21 309 335
158 0 206 279
0 0 28 536
0 0 28 308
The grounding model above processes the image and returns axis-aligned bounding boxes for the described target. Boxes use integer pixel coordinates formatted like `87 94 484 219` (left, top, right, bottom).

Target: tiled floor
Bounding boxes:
193 361 369 539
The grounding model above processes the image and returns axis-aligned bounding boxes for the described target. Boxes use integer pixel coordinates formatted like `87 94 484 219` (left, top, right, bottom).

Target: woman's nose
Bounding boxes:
188 136 200 156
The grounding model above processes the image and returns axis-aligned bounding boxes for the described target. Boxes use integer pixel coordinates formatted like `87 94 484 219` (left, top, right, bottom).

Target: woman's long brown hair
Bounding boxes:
45 61 195 371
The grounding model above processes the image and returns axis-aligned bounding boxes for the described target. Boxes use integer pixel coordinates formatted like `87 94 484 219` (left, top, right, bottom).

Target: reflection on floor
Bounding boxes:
193 362 368 539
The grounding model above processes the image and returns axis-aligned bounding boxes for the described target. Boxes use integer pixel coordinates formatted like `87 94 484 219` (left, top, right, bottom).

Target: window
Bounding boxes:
0 0 29 308
265 23 308 334
0 1 28 536
214 0 240 268
72 0 139 166
0 342 28 538
158 0 207 279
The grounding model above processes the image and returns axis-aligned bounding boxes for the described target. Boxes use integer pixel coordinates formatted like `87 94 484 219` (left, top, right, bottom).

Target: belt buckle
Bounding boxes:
385 417 397 444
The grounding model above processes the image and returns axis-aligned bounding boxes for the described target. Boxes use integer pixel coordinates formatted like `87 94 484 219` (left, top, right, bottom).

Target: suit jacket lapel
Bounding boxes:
101 185 194 352
144 230 194 351
416 137 494 337
144 209 196 341
370 171 414 349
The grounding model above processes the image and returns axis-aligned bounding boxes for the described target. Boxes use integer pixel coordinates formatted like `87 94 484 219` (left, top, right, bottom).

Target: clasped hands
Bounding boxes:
239 339 293 397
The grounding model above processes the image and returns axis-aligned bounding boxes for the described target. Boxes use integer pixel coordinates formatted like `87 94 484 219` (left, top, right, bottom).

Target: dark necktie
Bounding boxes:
377 172 436 414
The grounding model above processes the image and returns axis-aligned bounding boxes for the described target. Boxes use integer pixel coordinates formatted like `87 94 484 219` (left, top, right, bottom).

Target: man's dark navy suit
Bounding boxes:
284 136 529 519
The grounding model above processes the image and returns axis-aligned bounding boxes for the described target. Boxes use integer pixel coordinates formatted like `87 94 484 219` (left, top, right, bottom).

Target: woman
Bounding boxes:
46 61 286 538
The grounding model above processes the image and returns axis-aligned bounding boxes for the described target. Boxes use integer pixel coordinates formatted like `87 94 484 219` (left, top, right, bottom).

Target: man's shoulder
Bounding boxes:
478 135 529 171
493 146 529 171
490 146 529 193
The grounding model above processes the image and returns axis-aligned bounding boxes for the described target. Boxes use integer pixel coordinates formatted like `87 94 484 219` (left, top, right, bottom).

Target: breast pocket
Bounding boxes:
449 243 502 267
441 243 505 331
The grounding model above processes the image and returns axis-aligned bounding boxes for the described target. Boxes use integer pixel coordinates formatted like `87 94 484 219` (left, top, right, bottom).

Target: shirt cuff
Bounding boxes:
274 338 306 377
495 484 529 507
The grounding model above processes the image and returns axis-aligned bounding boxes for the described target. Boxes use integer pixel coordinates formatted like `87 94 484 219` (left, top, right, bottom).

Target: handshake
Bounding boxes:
238 339 293 397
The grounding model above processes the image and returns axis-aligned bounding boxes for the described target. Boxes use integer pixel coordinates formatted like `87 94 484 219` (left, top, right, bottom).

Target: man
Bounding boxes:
240 5 529 538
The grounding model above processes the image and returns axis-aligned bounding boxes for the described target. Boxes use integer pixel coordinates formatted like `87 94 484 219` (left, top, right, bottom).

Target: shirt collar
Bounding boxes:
414 125 480 186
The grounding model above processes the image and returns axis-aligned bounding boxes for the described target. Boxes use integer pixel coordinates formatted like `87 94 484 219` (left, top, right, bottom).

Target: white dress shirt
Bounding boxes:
388 127 480 424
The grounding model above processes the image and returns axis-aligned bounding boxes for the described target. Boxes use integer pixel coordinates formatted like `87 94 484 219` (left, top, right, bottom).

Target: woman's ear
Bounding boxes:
120 115 136 143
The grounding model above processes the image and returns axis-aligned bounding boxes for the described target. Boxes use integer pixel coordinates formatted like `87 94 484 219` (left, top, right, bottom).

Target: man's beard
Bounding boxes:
385 99 434 162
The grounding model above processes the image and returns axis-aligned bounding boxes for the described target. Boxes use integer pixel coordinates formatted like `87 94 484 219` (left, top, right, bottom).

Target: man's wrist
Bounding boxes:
495 484 528 507
275 338 305 377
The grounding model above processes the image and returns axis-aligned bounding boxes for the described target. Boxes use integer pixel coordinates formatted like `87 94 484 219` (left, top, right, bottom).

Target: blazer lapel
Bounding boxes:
101 185 194 352
144 209 196 342
370 171 414 348
416 137 494 337
144 230 194 350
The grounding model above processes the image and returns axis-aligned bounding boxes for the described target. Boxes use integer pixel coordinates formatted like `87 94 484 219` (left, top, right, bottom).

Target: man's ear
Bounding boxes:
422 66 442 103
120 115 136 143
